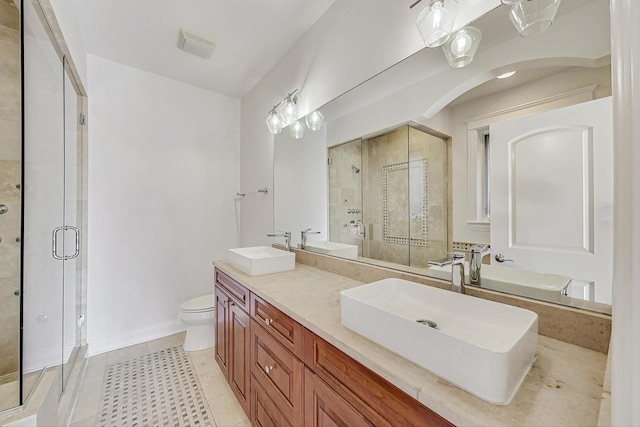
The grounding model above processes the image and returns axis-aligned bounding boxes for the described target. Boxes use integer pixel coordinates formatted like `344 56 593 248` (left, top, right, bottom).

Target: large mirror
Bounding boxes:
274 0 611 313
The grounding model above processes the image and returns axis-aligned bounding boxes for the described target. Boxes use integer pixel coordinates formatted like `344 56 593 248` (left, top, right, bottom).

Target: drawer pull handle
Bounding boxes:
264 365 273 374
228 301 235 307
265 318 273 326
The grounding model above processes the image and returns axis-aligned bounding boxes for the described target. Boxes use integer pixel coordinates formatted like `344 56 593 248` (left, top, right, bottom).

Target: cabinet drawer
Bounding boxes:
251 374 294 427
304 367 376 427
215 268 250 311
304 329 454 427
251 319 303 426
250 293 303 358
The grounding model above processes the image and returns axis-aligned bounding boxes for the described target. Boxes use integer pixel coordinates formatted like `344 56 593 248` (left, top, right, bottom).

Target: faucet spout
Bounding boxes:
469 245 491 286
267 231 292 251
300 228 321 249
451 252 466 294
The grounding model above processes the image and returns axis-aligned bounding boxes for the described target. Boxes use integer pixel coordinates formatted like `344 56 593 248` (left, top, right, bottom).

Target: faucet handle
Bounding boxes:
451 252 465 262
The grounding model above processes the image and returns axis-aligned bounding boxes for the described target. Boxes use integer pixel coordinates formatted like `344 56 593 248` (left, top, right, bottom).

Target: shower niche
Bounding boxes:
328 125 449 268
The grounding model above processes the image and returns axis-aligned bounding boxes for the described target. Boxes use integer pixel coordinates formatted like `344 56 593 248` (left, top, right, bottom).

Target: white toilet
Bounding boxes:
179 294 215 351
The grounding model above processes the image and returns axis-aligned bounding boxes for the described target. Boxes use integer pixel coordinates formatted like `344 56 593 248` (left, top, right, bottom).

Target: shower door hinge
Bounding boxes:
79 113 87 126
327 158 332 165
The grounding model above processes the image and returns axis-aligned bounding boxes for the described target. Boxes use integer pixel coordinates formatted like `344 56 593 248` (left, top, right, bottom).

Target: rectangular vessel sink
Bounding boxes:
340 278 538 404
304 241 358 260
228 246 295 276
428 263 570 302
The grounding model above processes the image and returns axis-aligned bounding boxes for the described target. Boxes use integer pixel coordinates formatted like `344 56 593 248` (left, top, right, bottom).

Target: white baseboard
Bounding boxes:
86 320 187 357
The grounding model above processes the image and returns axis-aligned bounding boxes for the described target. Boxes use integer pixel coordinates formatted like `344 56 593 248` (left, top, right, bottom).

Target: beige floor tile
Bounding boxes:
208 392 250 427
105 342 148 366
147 331 186 353
233 420 252 427
70 374 103 423
189 349 218 377
199 369 232 401
70 414 96 427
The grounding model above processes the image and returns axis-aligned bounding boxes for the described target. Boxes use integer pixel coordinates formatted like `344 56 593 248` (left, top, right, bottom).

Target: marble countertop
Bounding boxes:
214 260 606 426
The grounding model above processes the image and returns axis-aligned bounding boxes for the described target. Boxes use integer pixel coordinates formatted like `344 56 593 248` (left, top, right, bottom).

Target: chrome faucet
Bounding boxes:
267 231 292 251
469 244 491 286
300 228 321 249
451 252 466 294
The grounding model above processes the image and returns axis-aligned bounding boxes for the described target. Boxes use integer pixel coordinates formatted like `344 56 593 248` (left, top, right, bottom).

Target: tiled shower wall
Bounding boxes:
328 139 363 252
362 126 448 267
0 0 21 385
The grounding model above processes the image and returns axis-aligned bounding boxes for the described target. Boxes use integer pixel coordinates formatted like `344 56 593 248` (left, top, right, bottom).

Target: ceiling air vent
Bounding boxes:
178 28 216 60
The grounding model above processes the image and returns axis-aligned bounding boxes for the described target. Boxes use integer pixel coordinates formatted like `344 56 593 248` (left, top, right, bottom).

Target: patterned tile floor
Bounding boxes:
70 333 250 427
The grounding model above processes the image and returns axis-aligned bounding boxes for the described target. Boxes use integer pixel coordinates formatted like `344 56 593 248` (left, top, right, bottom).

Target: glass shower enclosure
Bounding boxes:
0 0 84 413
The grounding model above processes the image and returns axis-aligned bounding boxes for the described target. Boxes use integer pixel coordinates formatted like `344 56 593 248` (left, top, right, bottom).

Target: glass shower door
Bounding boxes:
22 0 65 400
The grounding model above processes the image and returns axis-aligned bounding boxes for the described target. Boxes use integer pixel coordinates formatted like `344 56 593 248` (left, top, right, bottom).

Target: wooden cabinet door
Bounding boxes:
229 301 250 416
304 367 375 427
214 284 229 379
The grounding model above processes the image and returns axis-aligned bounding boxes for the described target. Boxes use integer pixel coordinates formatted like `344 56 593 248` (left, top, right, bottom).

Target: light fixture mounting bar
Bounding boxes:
409 0 424 9
268 89 299 114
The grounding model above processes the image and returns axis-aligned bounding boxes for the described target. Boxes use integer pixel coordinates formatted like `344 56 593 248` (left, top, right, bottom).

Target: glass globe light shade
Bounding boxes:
290 120 305 139
501 0 520 4
442 26 482 68
279 98 298 126
416 0 458 48
305 110 324 131
265 109 284 134
509 0 562 37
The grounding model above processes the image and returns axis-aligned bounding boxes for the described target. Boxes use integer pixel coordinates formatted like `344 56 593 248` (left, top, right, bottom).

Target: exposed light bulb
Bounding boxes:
442 26 482 69
451 31 473 56
265 109 284 134
416 0 457 48
290 120 305 139
280 97 298 126
305 110 324 131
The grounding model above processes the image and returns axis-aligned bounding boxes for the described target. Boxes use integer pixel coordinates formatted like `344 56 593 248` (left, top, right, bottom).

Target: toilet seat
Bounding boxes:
180 295 214 313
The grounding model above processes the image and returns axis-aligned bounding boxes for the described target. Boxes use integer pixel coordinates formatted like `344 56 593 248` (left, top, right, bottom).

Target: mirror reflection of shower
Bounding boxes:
329 124 449 268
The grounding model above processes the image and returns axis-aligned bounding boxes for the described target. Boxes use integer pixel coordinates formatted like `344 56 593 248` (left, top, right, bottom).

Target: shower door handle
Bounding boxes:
66 226 80 260
52 226 80 260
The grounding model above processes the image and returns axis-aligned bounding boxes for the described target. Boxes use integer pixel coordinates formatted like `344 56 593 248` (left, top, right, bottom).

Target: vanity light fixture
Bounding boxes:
415 0 458 48
509 0 562 37
305 110 324 131
266 89 298 134
290 120 305 139
265 90 325 137
442 26 482 68
497 70 516 79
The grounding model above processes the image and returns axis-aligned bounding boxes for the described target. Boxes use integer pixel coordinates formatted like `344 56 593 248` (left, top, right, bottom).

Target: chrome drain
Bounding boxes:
416 319 438 329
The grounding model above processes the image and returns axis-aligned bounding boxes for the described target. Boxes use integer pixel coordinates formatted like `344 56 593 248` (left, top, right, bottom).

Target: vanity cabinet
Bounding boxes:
249 318 304 426
213 267 453 427
214 270 251 416
303 330 453 427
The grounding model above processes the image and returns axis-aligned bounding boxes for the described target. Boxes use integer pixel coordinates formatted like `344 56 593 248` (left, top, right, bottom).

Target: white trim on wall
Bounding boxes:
86 320 186 357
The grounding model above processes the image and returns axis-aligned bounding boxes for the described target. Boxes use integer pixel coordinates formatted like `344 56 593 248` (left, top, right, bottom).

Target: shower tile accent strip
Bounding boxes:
98 346 214 427
382 159 430 246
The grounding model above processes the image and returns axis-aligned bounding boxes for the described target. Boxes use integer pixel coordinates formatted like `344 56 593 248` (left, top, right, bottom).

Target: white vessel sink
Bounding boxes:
304 241 358 260
228 246 295 276
340 278 538 404
428 263 570 302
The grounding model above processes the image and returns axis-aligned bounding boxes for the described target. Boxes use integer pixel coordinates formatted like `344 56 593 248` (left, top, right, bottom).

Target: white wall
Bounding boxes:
86 55 240 354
